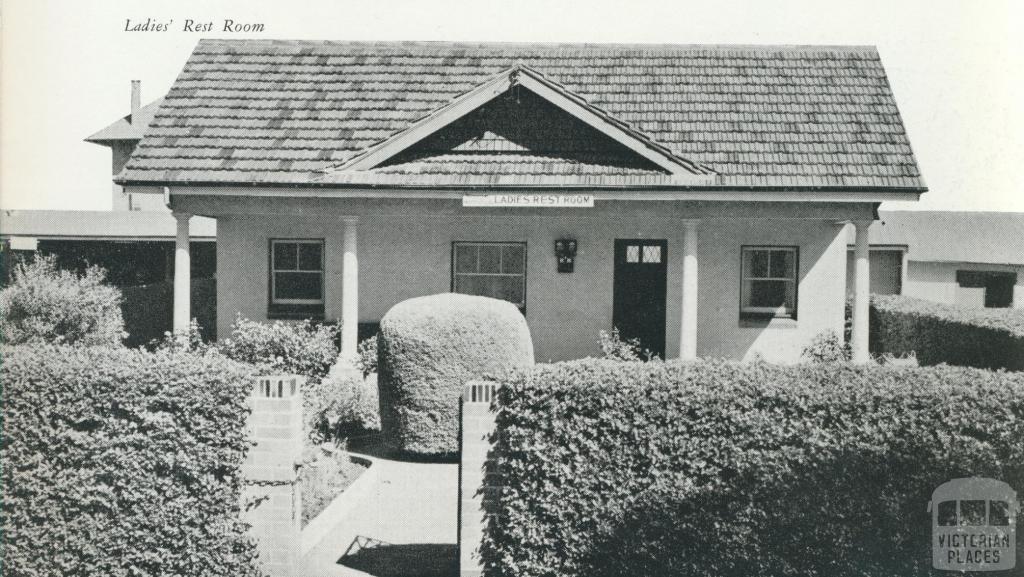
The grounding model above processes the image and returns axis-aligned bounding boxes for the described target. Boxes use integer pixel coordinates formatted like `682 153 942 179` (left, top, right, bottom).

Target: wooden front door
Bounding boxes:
613 239 668 359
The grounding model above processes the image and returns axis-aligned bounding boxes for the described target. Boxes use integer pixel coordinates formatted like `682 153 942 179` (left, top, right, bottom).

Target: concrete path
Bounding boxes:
301 453 459 577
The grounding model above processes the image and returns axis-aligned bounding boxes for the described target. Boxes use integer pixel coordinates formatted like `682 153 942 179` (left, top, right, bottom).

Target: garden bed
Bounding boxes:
301 446 370 527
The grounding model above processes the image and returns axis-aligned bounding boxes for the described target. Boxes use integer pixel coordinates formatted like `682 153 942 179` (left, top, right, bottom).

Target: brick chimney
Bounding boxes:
130 80 141 125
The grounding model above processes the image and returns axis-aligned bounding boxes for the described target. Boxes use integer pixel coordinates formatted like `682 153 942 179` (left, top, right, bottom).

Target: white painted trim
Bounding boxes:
158 186 922 204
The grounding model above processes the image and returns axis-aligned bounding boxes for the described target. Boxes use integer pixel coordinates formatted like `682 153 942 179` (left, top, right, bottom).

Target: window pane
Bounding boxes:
642 245 662 264
502 244 525 274
990 501 1011 526
770 250 794 278
478 245 502 274
937 501 957 527
626 245 640 263
455 245 478 273
274 242 298 270
748 280 789 308
298 243 322 271
960 500 987 526
455 275 525 305
747 250 770 278
275 272 321 301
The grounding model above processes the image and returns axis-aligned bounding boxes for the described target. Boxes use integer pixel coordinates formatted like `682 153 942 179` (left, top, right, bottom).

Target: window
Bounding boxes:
741 246 798 319
269 239 324 317
956 270 1016 308
452 242 526 309
990 501 1012 526
937 501 958 527
959 500 988 526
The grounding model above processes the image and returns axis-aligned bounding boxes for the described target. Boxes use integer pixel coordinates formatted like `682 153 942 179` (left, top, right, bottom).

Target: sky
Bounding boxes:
1 0 1021 212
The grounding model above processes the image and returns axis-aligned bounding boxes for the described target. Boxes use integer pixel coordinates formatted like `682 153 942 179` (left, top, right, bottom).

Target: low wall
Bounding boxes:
460 381 501 577
242 375 305 577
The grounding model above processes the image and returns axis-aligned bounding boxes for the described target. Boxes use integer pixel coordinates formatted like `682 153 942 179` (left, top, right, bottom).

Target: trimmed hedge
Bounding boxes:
871 294 1024 370
1 344 262 577
483 359 1024 577
378 293 533 455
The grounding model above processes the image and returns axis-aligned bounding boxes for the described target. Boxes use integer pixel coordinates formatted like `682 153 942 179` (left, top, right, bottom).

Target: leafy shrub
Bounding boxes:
0 254 125 346
597 327 660 361
482 359 1024 577
871 294 1024 370
357 335 378 376
218 314 339 382
800 330 851 363
1 344 261 577
378 293 534 455
307 371 381 442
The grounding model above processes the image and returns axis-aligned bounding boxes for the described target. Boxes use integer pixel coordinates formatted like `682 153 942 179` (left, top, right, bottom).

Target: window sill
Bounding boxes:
268 304 324 321
739 315 798 329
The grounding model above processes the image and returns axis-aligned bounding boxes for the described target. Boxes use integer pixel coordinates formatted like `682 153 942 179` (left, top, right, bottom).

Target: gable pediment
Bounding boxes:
323 64 717 185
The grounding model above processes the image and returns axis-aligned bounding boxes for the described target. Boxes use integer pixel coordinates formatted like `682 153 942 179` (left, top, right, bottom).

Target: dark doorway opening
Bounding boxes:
613 239 668 359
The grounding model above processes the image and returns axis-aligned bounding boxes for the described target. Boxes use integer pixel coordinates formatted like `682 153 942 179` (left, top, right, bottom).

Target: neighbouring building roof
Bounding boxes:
118 40 926 191
0 210 216 241
850 211 1024 266
85 99 165 144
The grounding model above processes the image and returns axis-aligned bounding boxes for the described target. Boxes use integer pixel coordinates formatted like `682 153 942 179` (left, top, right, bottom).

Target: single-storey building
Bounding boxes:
845 211 1024 308
114 40 926 364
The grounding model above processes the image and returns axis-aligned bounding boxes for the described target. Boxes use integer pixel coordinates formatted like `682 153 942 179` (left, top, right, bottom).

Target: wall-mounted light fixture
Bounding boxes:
555 239 578 273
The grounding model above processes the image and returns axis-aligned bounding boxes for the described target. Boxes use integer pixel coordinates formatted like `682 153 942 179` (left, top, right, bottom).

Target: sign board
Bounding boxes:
462 194 594 208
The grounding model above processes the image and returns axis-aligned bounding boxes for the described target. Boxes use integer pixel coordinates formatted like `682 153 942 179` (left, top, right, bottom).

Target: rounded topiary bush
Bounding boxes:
377 293 534 455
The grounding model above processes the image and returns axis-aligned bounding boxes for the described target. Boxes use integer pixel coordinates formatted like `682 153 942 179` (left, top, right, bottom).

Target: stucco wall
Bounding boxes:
201 198 858 363
904 261 1024 308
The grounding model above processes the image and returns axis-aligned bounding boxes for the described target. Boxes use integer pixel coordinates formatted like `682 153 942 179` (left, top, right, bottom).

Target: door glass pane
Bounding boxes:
642 245 662 264
478 245 502 274
626 245 640 263
298 243 322 271
960 500 987 526
502 244 525 274
275 272 321 301
747 250 770 278
274 242 297 270
455 245 477 273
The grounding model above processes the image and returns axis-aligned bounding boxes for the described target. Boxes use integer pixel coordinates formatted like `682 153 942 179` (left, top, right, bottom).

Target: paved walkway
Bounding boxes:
301 453 459 577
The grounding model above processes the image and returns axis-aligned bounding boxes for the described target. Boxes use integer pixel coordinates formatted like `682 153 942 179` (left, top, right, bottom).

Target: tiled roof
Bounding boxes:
848 211 1024 266
86 99 164 143
120 40 926 190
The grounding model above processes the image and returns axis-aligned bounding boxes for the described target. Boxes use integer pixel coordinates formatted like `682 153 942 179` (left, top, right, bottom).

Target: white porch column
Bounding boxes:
172 211 192 345
851 219 872 363
340 217 359 362
680 219 699 360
